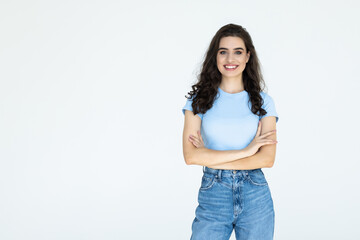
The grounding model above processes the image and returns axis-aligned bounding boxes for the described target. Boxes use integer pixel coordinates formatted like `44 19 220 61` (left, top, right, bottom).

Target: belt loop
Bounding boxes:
203 165 205 173
218 169 222 179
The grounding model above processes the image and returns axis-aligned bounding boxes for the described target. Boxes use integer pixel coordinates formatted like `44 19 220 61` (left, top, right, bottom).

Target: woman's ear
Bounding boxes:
246 51 250 63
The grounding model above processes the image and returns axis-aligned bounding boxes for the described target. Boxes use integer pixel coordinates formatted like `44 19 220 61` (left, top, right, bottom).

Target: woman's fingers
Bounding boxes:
189 133 204 148
188 136 197 146
197 130 204 143
189 135 200 146
256 121 262 136
258 130 276 139
259 139 278 145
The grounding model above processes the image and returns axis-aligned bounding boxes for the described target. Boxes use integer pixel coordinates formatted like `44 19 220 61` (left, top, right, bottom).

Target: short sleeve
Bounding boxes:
259 93 279 123
182 97 203 120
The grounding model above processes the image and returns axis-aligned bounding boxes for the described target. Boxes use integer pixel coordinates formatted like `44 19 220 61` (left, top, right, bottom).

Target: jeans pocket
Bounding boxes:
199 173 216 191
247 169 268 186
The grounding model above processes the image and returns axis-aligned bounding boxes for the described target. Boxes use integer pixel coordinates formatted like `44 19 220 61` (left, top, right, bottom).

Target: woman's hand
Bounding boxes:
188 130 205 148
245 121 277 156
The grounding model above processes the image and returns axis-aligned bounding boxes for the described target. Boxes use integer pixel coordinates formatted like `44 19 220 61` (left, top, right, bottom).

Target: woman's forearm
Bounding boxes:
188 147 250 166
205 150 271 170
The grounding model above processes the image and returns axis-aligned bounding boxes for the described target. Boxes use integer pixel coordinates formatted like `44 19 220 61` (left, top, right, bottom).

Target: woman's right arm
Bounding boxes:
182 110 251 166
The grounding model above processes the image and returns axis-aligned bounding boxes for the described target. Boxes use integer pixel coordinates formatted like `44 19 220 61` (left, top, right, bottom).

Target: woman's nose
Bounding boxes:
226 53 235 61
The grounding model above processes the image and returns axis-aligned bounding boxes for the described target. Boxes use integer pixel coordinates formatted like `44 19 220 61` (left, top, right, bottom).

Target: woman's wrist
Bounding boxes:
237 148 251 160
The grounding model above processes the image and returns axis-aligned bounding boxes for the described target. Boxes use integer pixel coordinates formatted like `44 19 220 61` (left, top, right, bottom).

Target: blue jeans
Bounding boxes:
190 166 275 240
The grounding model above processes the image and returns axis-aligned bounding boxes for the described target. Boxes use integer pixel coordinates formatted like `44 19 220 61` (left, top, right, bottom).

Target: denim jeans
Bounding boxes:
190 166 275 240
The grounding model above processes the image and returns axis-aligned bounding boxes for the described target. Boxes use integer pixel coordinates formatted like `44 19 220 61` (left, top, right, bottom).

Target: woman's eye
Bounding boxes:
219 51 242 55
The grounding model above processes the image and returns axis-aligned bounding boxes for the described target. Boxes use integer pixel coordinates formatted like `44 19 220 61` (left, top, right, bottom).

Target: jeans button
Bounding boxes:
233 170 236 174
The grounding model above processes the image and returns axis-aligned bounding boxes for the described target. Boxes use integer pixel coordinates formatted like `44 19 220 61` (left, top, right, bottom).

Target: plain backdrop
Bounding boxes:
1 0 359 239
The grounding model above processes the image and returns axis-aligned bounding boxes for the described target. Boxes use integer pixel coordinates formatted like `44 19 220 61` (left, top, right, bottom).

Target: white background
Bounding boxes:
1 0 359 239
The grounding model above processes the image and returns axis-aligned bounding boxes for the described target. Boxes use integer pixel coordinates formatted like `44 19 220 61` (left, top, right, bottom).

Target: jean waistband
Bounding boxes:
203 166 260 178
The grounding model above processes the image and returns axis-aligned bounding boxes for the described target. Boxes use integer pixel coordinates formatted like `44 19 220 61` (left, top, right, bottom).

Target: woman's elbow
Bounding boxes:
266 158 275 168
183 151 194 165
184 157 193 165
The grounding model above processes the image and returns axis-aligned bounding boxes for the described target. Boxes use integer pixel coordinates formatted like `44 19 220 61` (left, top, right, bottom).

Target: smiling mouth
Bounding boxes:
224 65 239 70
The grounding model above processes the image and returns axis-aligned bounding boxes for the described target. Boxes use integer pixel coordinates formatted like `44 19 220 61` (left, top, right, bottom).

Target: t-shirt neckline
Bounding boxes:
218 86 247 96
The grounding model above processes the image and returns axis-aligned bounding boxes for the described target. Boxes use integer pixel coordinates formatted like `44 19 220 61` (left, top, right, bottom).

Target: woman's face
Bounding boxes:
216 36 250 80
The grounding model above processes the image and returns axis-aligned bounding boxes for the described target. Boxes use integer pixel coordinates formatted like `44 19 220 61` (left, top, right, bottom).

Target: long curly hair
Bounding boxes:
185 23 268 118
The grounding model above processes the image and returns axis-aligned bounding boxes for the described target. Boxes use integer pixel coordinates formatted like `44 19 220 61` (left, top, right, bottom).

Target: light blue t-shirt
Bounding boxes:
182 86 279 151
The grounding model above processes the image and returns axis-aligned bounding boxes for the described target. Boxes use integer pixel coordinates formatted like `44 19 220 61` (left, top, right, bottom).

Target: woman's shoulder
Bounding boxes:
259 91 269 99
259 91 277 106
259 91 275 99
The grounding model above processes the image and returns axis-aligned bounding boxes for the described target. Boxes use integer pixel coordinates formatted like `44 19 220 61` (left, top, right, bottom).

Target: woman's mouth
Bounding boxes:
224 65 239 71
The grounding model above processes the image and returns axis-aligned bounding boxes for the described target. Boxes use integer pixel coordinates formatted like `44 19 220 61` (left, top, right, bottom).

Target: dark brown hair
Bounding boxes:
185 23 268 118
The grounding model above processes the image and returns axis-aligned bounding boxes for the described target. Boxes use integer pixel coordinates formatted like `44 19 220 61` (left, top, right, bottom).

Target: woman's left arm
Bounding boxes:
206 149 273 170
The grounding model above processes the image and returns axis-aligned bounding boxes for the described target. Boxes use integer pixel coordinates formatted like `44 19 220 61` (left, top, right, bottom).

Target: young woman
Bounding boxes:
182 24 279 240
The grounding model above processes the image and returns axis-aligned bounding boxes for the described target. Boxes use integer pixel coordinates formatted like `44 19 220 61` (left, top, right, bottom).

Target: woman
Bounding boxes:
182 23 279 240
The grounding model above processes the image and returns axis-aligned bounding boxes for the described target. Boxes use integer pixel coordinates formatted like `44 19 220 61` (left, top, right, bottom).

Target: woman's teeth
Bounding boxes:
224 65 238 70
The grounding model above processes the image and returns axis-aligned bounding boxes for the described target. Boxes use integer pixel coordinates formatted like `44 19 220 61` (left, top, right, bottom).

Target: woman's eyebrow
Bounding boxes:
218 47 244 51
